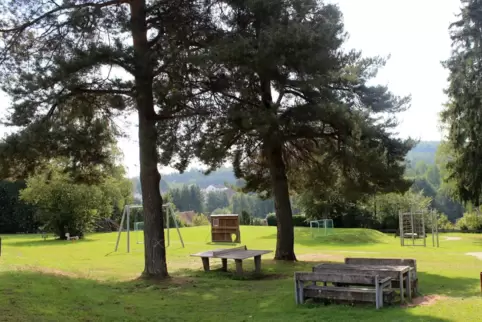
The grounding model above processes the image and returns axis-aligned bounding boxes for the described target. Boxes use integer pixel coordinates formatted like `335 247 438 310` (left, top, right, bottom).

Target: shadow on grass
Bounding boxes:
6 238 97 247
0 270 456 322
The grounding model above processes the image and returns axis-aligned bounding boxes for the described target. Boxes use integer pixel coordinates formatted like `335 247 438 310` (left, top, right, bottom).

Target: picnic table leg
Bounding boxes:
254 255 261 274
235 259 243 275
399 272 405 304
406 271 412 301
201 257 210 272
221 258 228 272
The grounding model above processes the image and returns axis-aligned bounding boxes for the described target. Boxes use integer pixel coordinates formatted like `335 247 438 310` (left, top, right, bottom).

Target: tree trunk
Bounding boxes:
267 142 297 261
130 0 168 279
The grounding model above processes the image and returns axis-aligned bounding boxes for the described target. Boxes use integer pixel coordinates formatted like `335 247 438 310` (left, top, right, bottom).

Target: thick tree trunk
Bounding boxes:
267 142 297 261
130 0 168 279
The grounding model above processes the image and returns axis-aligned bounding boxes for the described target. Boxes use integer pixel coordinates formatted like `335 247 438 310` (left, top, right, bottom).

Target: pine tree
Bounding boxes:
441 0 482 207
194 0 412 260
0 0 211 278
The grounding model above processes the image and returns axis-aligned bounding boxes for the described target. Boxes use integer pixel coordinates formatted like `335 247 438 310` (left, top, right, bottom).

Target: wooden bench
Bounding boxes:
345 258 418 294
294 272 393 309
191 245 272 275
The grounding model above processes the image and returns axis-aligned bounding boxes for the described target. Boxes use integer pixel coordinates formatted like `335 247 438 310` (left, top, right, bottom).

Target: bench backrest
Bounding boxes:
295 272 380 285
344 258 417 278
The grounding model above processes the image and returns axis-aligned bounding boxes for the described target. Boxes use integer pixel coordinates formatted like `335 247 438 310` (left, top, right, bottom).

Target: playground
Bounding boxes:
0 226 481 321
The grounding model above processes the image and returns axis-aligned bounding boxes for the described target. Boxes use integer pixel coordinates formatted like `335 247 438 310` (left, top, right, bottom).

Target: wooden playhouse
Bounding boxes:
210 214 241 243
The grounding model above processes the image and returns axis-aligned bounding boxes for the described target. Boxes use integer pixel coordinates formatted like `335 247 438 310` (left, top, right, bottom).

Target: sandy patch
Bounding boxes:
402 295 448 308
297 253 345 262
466 252 482 260
445 237 462 241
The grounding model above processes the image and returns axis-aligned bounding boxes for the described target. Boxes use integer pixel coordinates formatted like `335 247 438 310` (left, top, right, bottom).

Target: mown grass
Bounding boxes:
1 226 481 321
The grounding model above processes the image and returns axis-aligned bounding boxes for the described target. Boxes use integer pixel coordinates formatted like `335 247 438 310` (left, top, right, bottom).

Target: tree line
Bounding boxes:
166 184 276 218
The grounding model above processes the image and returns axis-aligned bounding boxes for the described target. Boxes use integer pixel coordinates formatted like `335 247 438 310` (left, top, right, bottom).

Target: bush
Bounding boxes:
240 211 251 225
251 218 265 226
265 213 309 227
192 214 210 226
266 213 276 226
456 212 482 231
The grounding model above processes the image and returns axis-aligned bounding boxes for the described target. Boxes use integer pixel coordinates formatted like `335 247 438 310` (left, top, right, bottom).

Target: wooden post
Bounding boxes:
480 272 482 294
254 255 261 274
221 258 228 272
0 237 2 257
201 257 210 271
235 259 243 276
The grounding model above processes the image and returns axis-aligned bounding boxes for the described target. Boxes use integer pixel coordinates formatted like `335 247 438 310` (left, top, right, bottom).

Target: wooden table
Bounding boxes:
191 245 272 275
312 263 412 303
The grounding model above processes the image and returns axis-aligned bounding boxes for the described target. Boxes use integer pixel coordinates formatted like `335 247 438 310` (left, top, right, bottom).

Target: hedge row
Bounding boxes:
266 214 310 227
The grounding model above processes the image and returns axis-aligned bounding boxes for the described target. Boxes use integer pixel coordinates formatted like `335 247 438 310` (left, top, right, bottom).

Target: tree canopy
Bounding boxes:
441 0 482 207
0 0 215 278
191 0 413 259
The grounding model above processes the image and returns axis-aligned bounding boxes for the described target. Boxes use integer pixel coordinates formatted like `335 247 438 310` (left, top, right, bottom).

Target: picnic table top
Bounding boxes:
191 246 272 260
313 263 412 274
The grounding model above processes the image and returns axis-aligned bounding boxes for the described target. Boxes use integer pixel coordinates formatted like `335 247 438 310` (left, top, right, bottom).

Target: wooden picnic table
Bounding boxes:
312 263 412 303
191 245 272 275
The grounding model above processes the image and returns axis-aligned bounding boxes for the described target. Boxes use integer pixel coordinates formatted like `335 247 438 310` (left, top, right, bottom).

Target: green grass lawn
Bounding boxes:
1 226 481 321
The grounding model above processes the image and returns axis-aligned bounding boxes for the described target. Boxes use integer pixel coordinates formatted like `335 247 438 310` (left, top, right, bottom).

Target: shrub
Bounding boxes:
251 218 265 226
240 211 251 225
192 214 210 226
266 213 277 226
456 212 482 231
265 213 309 227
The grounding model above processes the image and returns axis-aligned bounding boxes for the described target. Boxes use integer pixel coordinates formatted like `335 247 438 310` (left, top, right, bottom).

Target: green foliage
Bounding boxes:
438 214 455 230
240 211 251 225
0 180 38 233
211 207 232 215
192 214 210 226
169 185 204 213
441 0 482 206
266 213 277 226
19 163 132 238
205 190 230 214
250 217 265 226
455 212 482 231
265 213 308 227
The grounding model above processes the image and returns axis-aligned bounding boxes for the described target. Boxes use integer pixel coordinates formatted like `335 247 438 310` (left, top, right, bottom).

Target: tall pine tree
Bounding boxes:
442 0 482 207
0 0 211 278
194 0 412 260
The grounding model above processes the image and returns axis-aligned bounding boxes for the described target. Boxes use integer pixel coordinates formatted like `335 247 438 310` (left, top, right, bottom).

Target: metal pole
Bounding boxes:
435 213 439 248
411 209 415 246
422 212 426 247
114 207 126 252
399 211 404 246
127 207 130 253
170 205 185 248
166 205 170 247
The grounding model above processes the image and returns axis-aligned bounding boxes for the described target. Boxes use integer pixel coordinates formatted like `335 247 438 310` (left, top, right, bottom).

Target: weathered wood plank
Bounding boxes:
311 267 402 280
295 272 378 285
217 250 271 260
201 257 210 271
212 245 247 257
303 286 394 304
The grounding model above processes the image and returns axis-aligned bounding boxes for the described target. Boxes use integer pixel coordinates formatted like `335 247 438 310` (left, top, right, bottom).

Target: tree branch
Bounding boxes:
0 0 129 33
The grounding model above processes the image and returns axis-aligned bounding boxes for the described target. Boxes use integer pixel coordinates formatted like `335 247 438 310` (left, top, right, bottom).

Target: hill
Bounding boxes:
406 141 440 164
130 141 441 194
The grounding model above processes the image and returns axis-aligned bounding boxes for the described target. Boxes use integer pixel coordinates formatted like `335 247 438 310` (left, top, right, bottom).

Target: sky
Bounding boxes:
0 0 463 177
